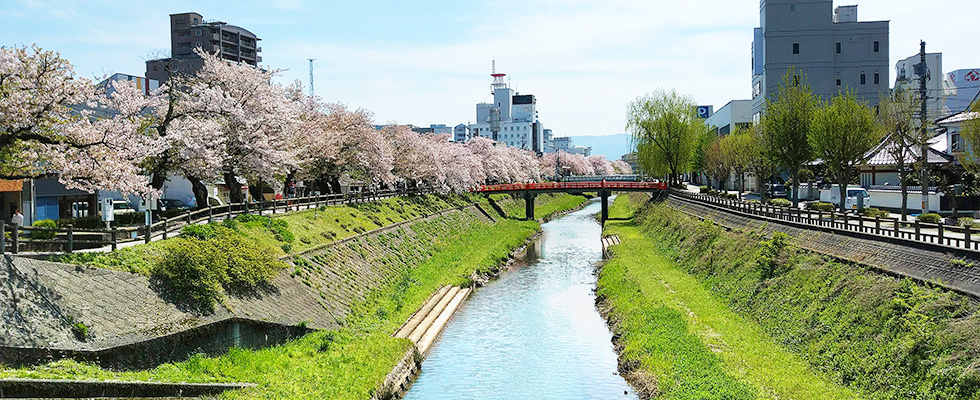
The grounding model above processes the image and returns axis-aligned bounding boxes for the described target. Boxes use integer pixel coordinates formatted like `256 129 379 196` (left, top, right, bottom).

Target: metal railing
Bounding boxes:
0 187 431 255
670 189 980 253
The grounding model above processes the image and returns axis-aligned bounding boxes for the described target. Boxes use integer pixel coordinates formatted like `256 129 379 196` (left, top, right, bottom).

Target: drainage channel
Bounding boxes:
403 199 637 399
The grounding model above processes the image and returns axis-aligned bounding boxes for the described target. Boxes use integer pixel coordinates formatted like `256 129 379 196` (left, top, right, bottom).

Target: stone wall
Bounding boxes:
0 204 494 369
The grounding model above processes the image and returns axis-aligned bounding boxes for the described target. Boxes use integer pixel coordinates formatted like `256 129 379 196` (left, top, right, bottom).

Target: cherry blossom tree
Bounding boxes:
563 152 595 176
588 155 615 176
192 50 303 203
1 45 158 195
611 160 633 175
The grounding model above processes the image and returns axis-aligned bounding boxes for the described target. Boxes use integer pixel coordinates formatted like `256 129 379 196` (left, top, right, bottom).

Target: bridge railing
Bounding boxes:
473 181 667 193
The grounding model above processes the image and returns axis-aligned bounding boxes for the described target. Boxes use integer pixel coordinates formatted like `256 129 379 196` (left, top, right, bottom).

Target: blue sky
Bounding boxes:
2 0 979 137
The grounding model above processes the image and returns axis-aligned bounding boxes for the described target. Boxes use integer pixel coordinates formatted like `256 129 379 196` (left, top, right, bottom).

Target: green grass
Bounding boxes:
601 220 859 399
617 198 980 400
7 194 587 399
481 193 588 220
607 193 648 220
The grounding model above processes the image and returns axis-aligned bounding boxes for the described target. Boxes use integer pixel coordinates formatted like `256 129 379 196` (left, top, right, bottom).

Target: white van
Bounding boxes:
828 185 870 210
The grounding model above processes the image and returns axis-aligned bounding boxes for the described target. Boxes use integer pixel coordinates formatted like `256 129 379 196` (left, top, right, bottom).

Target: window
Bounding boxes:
860 73 866 85
836 42 841 54
836 78 842 86
874 73 880 85
874 41 880 52
194 41 202 47
194 29 202 36
790 4 796 11
793 43 800 54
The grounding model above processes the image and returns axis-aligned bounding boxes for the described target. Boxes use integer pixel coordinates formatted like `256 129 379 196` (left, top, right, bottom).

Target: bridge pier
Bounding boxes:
525 191 536 220
600 190 609 223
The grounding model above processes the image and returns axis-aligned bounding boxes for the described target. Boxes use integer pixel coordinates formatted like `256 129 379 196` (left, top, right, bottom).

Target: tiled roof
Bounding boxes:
864 135 953 166
937 111 980 125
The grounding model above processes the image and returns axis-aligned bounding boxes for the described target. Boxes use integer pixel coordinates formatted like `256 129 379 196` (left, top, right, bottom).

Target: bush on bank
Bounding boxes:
630 201 980 399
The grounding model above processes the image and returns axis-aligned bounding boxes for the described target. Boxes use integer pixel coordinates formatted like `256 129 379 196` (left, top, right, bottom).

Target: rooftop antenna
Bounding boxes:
491 59 507 95
308 58 316 97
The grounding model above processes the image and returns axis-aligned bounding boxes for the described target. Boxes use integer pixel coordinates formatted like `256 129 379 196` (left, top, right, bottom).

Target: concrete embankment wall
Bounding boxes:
0 203 495 370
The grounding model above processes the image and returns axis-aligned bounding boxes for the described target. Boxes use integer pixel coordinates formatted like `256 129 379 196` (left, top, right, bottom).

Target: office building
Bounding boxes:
146 12 262 83
751 1 889 118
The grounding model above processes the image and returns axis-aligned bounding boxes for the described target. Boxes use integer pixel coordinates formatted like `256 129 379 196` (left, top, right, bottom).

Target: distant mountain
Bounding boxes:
565 134 633 160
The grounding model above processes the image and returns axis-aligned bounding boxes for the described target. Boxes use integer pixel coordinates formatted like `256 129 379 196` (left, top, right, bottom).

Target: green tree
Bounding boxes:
957 102 980 173
763 70 820 207
704 137 729 191
878 89 924 220
723 127 752 195
810 92 882 211
627 89 708 186
745 123 776 202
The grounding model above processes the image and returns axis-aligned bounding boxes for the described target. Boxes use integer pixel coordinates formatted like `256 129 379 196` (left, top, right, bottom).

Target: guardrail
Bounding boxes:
671 189 980 253
474 181 668 193
0 187 431 255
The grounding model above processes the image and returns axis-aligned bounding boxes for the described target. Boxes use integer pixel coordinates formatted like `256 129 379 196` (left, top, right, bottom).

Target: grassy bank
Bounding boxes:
603 195 980 400
484 193 588 220
6 193 585 399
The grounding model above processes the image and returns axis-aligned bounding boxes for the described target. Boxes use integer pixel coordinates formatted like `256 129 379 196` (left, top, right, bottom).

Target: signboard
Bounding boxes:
101 198 114 222
696 106 713 119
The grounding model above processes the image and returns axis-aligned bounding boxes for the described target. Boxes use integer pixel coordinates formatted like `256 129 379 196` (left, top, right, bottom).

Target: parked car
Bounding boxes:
111 200 137 216
828 185 870 210
765 183 787 198
159 198 189 212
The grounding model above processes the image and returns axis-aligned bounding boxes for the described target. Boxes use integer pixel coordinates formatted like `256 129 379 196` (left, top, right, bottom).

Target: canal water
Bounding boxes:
404 199 638 399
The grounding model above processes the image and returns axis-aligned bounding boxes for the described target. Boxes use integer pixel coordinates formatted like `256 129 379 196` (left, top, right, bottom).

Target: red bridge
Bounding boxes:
473 181 668 221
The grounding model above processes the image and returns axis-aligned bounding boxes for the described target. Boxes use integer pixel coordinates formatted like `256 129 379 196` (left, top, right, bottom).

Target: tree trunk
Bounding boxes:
839 180 849 213
247 181 265 203
149 155 170 190
791 169 800 208
900 167 909 221
224 172 244 204
188 176 209 209
329 176 342 194
150 172 168 191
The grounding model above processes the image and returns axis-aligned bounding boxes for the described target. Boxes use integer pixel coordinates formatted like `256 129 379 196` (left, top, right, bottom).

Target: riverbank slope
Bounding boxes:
2 193 588 399
599 193 980 399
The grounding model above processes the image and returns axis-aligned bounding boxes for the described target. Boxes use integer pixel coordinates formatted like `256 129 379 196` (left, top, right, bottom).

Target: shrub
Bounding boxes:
806 202 835 212
71 322 89 341
861 208 890 219
768 198 791 207
699 186 709 193
181 224 222 240
957 217 980 229
30 219 58 239
916 213 942 224
152 227 286 310
755 231 790 280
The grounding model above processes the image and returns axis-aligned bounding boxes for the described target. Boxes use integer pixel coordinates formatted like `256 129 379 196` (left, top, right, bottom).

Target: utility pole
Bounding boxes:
917 41 930 213
308 59 316 97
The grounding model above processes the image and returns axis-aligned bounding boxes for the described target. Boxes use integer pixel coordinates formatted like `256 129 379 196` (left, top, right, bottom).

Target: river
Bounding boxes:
403 199 638 399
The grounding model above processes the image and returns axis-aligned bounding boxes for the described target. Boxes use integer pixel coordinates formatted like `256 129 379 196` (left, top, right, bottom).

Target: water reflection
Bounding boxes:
404 199 638 400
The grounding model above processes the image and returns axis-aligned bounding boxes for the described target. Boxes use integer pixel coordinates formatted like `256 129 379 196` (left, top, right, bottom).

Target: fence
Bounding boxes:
0 187 430 255
670 189 980 254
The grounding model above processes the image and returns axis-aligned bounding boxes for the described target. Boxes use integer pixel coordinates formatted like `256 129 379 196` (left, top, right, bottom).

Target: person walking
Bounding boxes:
11 208 24 227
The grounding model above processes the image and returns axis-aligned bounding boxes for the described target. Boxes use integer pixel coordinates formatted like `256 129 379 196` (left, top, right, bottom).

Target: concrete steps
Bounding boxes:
394 285 472 356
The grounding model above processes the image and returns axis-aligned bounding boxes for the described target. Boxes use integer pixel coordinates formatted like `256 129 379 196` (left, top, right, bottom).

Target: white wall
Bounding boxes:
819 188 941 212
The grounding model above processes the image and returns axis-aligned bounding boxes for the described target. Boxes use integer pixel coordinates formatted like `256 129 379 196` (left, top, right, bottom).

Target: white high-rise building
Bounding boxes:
468 63 545 154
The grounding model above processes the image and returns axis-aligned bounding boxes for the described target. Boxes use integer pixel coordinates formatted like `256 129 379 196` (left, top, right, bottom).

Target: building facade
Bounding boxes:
751 1 889 118
146 12 262 83
468 66 546 154
704 100 754 136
